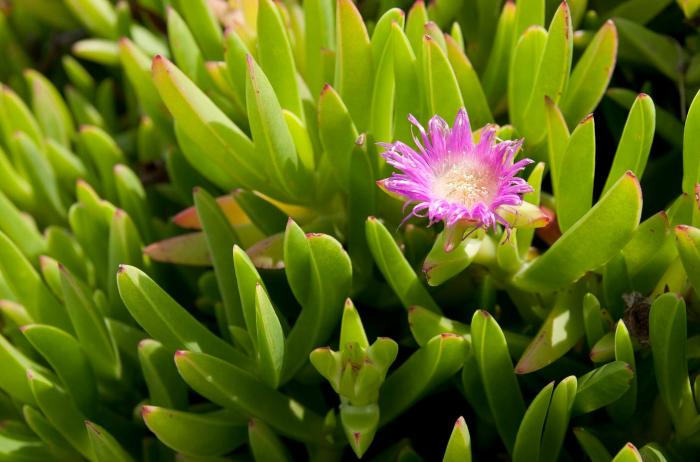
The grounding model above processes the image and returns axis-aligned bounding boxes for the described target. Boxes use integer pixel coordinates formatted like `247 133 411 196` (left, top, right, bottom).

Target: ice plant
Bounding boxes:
379 109 541 251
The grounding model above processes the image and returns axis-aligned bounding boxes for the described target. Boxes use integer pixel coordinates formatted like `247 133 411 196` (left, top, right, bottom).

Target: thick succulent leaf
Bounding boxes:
138 339 188 410
379 333 465 425
573 361 633 415
170 0 223 60
63 0 116 39
0 333 49 405
143 232 210 266
423 232 484 287
27 371 92 459
516 285 585 373
471 310 525 455
0 231 70 331
560 21 618 127
683 90 700 195
583 293 607 350
85 421 134 462
117 265 252 370
603 94 655 194
318 84 358 191
303 0 335 97
622 212 675 293
152 56 264 192
649 293 698 434
608 321 637 420
77 125 124 202
509 26 547 134
195 187 244 330
544 98 570 196
366 217 440 312
540 377 577 462
25 70 74 147
257 0 303 119
513 172 642 292
611 443 643 462
423 35 464 124
442 416 471 462
335 0 372 131
254 284 285 388
22 405 80 459
557 115 595 232
142 406 246 457
60 265 121 381
445 36 493 127
513 382 554 462
481 0 516 109
282 220 352 381
174 350 327 444
0 191 45 263
20 325 96 415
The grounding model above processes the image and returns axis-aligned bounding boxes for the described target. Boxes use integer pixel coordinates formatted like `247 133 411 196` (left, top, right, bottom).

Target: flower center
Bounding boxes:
433 162 497 209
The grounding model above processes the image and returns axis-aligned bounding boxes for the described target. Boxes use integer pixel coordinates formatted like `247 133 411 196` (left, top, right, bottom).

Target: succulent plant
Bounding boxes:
0 0 699 461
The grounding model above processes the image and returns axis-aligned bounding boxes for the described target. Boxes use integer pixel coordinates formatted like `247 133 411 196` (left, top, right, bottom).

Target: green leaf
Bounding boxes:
195 187 244 330
611 443 643 462
540 377 577 462
573 361 633 415
442 416 471 462
603 94 655 194
521 1 573 144
560 20 617 127
423 232 485 287
282 220 352 381
0 332 49 405
232 190 288 236
366 217 440 312
20 325 97 415
152 56 264 192
544 98 570 196
24 69 75 147
254 284 285 388
513 382 554 462
482 1 516 110
0 77 44 150
445 36 492 127
0 191 45 263
608 321 637 420
174 350 327 444
10 133 65 221
573 427 612 462
515 286 584 373
60 265 121 381
513 172 642 292
166 7 208 87
0 231 70 331
246 55 304 200
116 265 252 370
72 39 120 66
513 0 545 48
335 0 372 131
138 339 188 410
66 86 105 128
471 310 525 454
649 293 698 435
509 26 547 134
257 0 303 119
683 90 700 195
107 210 144 317
248 418 293 462
85 421 134 462
379 334 465 425
557 114 595 232
423 35 464 124
391 22 421 144
318 84 358 191
622 212 675 293
142 406 246 457
22 405 81 459
303 0 335 97
27 372 92 459
63 0 116 39
369 26 396 143
77 125 124 202
119 38 172 134
583 293 607 350
170 0 223 60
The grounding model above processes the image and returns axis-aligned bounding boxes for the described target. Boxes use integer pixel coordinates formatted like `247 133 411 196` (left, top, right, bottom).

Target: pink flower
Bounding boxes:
379 109 537 250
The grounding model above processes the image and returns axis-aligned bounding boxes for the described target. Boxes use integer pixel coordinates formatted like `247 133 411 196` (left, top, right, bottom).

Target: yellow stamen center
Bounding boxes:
433 162 496 208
